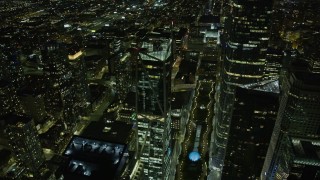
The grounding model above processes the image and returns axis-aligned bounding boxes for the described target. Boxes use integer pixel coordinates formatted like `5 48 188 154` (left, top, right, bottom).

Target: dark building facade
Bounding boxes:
0 80 21 117
17 77 47 123
222 87 278 179
41 42 89 132
222 0 273 85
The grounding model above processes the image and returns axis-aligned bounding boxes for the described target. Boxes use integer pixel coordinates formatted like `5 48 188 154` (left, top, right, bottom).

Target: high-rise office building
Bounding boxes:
222 87 278 179
17 77 46 123
115 52 134 103
0 50 24 117
41 42 88 132
264 48 283 80
222 0 273 85
0 80 21 117
260 3 320 177
212 79 236 171
212 0 275 173
41 42 72 115
0 49 25 89
261 71 320 179
132 31 173 180
3 114 45 177
68 48 90 115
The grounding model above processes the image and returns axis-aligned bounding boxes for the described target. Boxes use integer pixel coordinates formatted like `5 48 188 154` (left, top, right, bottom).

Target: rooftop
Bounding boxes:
81 121 133 144
140 38 172 62
198 14 220 24
63 136 128 180
240 79 280 94
62 121 133 179
171 91 193 109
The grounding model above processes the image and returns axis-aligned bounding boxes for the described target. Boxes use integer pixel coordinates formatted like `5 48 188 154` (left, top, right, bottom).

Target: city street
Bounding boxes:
176 78 215 180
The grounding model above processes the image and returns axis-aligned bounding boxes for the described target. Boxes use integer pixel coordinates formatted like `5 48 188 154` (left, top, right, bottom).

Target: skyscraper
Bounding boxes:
0 80 21 117
0 49 25 89
0 49 24 117
212 79 236 171
68 48 90 115
3 114 45 178
222 87 278 179
133 31 173 180
41 42 72 116
260 2 320 177
212 0 275 173
222 0 273 85
17 77 46 123
41 42 88 132
261 71 320 179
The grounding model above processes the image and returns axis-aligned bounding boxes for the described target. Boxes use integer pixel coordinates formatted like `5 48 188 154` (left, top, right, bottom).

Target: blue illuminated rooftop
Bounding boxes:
62 136 128 179
189 151 201 162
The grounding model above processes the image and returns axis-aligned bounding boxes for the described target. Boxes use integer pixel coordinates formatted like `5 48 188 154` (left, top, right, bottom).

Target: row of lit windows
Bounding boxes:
224 68 263 78
226 56 265 65
250 29 268 33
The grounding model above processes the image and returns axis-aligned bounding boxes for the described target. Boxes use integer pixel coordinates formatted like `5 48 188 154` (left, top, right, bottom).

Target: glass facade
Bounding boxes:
262 72 320 179
136 35 173 180
222 0 273 85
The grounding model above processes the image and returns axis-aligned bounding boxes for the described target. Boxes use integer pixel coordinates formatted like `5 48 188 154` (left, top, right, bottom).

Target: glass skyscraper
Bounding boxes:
222 0 273 85
262 71 320 179
212 0 275 173
134 32 173 180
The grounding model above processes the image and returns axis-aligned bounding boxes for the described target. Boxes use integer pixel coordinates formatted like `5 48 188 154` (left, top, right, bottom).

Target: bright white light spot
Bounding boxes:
66 150 72 155
113 158 119 164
